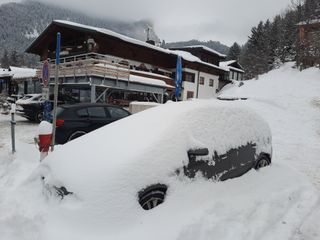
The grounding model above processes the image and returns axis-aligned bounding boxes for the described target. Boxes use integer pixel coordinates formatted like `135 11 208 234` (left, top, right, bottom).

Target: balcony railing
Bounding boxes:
37 53 130 81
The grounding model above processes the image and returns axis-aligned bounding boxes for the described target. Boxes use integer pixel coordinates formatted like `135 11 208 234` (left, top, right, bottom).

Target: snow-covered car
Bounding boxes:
16 93 79 122
40 100 272 238
15 93 42 105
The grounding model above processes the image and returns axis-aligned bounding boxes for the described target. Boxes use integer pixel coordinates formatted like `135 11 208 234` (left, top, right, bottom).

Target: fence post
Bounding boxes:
10 103 16 153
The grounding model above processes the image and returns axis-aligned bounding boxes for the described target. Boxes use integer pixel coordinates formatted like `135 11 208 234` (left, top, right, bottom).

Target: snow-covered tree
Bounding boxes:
226 42 241 60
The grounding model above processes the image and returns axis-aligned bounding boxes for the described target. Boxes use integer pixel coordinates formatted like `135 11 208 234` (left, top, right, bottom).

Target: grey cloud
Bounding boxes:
21 0 294 45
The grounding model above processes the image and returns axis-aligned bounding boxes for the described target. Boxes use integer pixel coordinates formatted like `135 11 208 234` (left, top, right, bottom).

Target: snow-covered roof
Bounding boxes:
130 70 173 80
10 67 37 79
47 20 227 73
0 68 13 78
220 60 237 67
219 60 244 73
0 67 37 79
170 45 226 58
171 50 229 72
129 74 174 89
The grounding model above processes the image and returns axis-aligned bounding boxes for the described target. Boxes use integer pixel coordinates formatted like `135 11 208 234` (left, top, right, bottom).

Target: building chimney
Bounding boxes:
146 40 156 45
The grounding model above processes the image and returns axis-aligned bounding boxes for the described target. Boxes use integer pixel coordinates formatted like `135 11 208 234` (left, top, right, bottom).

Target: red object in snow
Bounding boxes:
38 133 52 153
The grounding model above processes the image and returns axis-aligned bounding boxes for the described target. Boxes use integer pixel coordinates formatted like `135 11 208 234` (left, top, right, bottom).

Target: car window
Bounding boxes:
88 107 107 118
56 107 65 117
108 107 130 118
33 96 42 101
21 95 33 100
76 108 89 118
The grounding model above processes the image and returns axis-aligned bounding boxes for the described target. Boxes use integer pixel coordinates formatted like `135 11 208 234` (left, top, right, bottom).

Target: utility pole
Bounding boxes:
51 32 61 151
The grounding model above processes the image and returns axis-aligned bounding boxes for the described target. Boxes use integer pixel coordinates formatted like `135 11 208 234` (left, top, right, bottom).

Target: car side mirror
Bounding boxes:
188 148 209 156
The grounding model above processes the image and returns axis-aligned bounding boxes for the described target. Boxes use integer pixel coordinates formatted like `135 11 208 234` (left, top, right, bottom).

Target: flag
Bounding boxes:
175 56 182 100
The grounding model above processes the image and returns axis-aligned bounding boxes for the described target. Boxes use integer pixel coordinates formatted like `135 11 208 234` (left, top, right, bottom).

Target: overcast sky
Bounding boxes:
1 0 293 46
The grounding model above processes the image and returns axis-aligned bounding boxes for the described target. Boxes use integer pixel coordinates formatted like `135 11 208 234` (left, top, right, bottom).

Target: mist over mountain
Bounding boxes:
0 0 159 66
0 0 230 67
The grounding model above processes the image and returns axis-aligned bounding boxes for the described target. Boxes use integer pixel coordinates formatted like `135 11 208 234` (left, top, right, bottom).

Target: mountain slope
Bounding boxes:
0 0 158 65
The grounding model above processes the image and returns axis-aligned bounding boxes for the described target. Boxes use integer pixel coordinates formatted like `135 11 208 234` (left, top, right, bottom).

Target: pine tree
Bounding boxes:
10 50 18 66
304 0 320 20
1 50 10 68
227 42 241 60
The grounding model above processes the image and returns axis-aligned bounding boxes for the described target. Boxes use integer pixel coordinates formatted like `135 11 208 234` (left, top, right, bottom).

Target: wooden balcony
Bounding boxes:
36 53 130 81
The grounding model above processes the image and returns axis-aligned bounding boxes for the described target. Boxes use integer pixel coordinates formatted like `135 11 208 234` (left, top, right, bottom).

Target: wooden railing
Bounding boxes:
36 53 130 81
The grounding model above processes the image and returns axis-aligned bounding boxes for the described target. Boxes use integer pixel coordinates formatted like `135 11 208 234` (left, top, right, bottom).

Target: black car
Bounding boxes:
54 103 131 144
16 94 79 122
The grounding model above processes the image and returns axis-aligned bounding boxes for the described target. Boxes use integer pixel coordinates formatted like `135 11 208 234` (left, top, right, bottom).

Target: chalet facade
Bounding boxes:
0 67 38 96
169 46 230 100
219 60 244 81
297 19 320 68
0 68 12 95
26 20 229 104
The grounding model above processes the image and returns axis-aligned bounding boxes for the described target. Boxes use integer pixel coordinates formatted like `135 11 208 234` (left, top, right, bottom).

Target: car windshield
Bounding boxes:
20 95 33 100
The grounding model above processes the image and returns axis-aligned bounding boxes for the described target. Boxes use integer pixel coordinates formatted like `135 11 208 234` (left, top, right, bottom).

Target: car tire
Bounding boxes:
35 111 43 123
138 184 167 210
68 131 87 142
255 155 270 170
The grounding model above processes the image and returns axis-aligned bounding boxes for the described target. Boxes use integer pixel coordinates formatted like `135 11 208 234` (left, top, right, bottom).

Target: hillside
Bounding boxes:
0 0 158 66
220 62 320 239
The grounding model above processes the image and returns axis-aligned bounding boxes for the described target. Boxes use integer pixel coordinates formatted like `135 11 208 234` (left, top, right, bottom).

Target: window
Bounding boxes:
183 72 195 83
77 108 89 118
88 107 107 118
209 79 214 87
187 91 194 99
199 77 205 85
108 107 130 118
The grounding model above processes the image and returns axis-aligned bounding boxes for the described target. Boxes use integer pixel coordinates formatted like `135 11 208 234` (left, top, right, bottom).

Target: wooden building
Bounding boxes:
297 19 320 68
0 67 38 96
26 20 229 103
219 60 244 81
169 45 230 100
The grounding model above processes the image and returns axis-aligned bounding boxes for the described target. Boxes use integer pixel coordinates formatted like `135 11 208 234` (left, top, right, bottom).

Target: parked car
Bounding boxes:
6 94 25 104
40 100 272 236
16 93 79 122
54 103 131 144
15 93 42 105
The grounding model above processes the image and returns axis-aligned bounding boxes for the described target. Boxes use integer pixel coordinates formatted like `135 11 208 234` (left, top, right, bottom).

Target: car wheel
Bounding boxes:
68 131 87 142
138 184 167 210
35 111 43 123
255 155 270 170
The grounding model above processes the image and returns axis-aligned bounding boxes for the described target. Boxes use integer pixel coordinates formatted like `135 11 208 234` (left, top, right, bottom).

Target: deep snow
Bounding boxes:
0 62 319 239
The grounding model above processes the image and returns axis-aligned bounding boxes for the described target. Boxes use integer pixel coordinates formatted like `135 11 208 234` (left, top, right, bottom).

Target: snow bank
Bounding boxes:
1 62 320 240
220 62 320 239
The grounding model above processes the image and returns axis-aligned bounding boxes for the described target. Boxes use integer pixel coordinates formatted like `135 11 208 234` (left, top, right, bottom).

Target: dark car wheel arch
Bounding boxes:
68 130 87 142
35 111 43 123
138 184 168 210
255 153 271 170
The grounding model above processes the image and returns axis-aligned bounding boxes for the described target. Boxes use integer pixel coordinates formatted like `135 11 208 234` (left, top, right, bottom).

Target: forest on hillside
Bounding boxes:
233 0 320 79
0 1 157 68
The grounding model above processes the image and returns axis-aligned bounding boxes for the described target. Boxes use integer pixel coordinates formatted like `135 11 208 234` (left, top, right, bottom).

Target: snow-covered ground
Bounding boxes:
0 62 319 239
